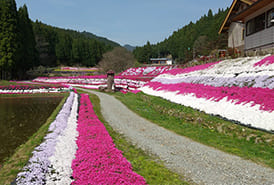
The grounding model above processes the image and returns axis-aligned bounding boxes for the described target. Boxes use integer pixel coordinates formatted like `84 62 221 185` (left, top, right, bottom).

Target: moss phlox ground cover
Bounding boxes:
71 94 146 185
141 55 274 132
16 93 75 184
15 92 146 184
33 66 177 92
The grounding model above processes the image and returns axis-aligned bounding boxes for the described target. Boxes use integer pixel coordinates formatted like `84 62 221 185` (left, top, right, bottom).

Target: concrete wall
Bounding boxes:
228 22 245 49
245 44 274 56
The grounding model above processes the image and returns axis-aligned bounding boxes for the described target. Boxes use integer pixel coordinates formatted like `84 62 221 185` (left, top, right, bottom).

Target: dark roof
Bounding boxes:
218 0 258 34
150 58 171 61
232 0 273 22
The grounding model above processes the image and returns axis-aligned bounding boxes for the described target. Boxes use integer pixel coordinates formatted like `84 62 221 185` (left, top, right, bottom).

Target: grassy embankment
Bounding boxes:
0 80 38 86
0 80 60 87
0 93 68 185
113 92 274 169
79 90 190 185
0 80 18 86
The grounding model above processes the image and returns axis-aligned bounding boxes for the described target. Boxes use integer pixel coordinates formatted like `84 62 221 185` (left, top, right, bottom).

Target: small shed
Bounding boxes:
150 58 174 65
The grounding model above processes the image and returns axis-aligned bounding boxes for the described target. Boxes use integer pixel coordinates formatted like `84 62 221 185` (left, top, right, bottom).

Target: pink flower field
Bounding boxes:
16 92 146 184
141 55 274 132
33 65 177 92
30 55 273 131
12 55 274 184
72 94 146 185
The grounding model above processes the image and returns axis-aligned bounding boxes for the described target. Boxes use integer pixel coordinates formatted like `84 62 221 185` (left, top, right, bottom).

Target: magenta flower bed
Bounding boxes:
71 94 146 185
163 61 222 75
115 75 153 81
145 82 274 112
254 55 274 67
36 75 107 80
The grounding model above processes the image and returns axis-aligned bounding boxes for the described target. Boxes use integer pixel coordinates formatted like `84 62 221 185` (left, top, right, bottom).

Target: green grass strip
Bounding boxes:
0 93 68 185
113 92 274 169
0 80 19 86
78 90 189 185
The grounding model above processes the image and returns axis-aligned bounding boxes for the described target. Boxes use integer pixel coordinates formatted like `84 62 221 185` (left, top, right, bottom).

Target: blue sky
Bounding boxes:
15 0 231 46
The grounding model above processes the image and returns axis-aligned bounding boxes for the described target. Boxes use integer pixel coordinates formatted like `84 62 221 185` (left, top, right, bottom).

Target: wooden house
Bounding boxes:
232 0 273 55
219 0 258 55
220 0 274 55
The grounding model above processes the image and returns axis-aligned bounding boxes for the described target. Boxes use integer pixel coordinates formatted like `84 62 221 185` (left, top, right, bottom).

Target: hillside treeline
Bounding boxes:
33 22 115 67
0 0 118 80
133 9 229 64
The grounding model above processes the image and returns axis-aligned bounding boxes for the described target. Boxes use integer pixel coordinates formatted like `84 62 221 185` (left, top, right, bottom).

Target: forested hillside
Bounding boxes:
133 9 229 63
0 0 119 80
81 31 120 48
32 21 118 67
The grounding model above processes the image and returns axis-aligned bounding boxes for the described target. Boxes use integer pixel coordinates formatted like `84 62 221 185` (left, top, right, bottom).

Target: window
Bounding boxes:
267 9 274 28
242 28 245 41
246 13 265 36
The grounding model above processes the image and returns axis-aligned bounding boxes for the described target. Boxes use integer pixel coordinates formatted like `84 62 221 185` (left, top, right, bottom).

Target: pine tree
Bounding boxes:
55 32 72 64
208 9 213 18
0 0 19 79
72 38 81 64
16 4 39 79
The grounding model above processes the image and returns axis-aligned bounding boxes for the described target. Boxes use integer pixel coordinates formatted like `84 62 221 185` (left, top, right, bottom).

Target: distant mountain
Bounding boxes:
124 44 136 52
81 31 120 47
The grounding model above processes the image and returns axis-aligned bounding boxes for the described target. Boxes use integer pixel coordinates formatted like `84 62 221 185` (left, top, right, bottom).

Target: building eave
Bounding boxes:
218 0 238 34
232 0 273 22
240 0 254 6
218 0 257 34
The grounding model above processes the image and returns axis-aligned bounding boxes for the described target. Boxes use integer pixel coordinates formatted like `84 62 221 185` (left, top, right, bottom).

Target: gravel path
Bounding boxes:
82 89 274 185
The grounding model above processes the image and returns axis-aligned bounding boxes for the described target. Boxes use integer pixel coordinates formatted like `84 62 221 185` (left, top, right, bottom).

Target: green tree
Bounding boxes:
193 36 210 57
71 38 100 67
15 4 39 79
133 41 156 63
208 9 213 18
71 38 82 64
32 22 108 67
55 32 72 64
0 0 19 79
33 21 58 66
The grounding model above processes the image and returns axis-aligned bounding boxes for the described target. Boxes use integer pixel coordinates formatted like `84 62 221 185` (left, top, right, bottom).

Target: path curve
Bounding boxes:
82 89 274 185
